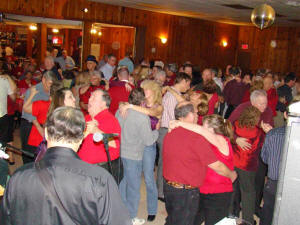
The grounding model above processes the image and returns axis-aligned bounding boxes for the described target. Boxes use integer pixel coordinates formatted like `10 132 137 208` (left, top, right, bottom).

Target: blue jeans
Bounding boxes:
143 144 158 215
119 157 143 218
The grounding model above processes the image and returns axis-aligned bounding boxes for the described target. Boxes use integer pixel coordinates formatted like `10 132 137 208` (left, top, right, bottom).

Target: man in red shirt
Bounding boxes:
163 101 237 225
108 67 134 115
78 89 121 182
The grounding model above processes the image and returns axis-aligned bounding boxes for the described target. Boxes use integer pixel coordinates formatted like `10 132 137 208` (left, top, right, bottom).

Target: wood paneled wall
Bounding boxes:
1 0 300 74
90 26 135 60
238 26 300 74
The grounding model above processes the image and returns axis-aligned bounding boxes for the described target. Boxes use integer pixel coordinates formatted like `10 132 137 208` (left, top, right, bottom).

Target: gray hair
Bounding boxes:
45 56 55 64
43 70 58 82
156 69 166 78
250 89 267 103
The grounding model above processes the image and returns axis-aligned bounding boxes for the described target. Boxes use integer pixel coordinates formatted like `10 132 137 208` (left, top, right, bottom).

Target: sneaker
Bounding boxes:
132 217 145 225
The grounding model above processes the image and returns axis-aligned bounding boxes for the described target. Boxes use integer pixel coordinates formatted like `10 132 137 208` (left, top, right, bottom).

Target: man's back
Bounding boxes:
0 147 131 225
163 127 217 188
117 109 158 161
109 82 132 115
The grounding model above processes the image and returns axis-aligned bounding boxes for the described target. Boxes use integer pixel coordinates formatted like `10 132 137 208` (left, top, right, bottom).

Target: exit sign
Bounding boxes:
241 44 249 50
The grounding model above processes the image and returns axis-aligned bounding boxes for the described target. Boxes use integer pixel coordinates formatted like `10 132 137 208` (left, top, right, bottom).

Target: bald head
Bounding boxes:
175 101 197 123
263 76 273 91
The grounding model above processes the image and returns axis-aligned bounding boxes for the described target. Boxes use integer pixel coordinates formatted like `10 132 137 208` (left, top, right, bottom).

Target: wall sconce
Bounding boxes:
221 40 228 47
90 28 97 34
98 31 102 36
52 28 59 33
160 37 167 44
29 24 37 31
83 8 88 13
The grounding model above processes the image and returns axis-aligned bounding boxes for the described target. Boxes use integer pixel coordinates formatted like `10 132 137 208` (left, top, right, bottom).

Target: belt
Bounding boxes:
166 179 197 190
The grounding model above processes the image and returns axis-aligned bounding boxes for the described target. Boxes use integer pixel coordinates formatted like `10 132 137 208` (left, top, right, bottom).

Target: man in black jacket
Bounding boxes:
0 106 131 225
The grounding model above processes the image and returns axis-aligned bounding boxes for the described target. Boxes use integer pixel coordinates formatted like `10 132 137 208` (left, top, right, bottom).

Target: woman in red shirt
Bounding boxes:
202 80 219 115
23 84 76 151
232 106 264 225
169 114 235 225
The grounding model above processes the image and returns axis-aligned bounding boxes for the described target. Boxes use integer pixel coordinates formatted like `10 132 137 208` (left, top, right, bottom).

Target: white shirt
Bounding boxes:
0 77 13 117
100 63 115 80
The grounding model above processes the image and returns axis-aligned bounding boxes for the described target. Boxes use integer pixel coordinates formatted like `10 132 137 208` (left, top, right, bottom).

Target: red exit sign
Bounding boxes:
241 44 249 50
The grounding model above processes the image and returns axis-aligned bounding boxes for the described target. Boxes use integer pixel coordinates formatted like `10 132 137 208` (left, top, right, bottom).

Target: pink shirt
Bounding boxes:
161 88 181 128
200 137 234 194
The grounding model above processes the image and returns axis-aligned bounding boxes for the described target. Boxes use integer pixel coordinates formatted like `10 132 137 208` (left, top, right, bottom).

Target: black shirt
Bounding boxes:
0 147 131 225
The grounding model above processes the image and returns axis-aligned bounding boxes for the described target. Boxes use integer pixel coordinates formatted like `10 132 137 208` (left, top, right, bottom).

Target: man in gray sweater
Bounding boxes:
116 88 158 225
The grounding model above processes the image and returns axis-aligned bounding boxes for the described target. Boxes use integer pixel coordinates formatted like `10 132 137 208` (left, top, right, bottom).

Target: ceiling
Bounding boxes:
4 14 83 29
89 0 300 26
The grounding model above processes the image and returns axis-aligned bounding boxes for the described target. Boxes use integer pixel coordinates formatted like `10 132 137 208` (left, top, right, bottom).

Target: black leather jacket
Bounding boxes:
0 146 131 225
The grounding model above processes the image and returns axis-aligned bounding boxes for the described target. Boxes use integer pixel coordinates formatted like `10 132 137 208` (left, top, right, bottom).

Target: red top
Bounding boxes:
79 85 104 115
200 137 234 194
207 93 218 115
108 81 134 115
242 88 278 116
167 73 176 86
163 127 217 188
28 100 50 146
242 89 250 103
232 121 264 171
266 88 278 116
78 109 121 164
229 102 274 127
7 96 17 115
18 79 37 90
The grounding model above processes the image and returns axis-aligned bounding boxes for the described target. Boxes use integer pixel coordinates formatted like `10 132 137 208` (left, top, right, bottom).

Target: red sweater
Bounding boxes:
233 121 264 171
200 137 234 194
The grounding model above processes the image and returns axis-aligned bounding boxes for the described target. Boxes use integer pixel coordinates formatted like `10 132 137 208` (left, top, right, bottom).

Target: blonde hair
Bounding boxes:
203 114 234 143
250 80 264 93
197 93 209 116
140 80 162 105
75 72 90 86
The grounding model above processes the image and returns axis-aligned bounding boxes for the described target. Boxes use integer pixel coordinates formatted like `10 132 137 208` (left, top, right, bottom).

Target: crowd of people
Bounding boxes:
0 45 299 225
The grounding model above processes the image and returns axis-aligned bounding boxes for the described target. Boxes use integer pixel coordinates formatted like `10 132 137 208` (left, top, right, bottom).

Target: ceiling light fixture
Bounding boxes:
90 28 97 34
29 24 37 31
52 28 59 33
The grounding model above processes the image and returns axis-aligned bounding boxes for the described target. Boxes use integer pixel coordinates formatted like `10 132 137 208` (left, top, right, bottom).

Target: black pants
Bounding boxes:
0 114 9 144
236 168 256 225
255 156 268 213
224 104 236 119
229 178 241 217
194 192 232 225
20 119 36 164
164 181 200 225
260 179 277 225
97 158 123 185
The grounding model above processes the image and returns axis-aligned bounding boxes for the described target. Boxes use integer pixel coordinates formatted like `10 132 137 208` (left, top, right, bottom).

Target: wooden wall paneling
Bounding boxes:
82 21 92 69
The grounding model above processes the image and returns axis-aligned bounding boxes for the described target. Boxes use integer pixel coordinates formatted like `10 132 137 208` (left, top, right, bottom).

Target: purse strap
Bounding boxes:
35 161 80 225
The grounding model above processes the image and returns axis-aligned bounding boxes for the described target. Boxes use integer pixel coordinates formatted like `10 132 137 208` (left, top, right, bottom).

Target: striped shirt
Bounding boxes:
161 88 181 128
261 126 286 180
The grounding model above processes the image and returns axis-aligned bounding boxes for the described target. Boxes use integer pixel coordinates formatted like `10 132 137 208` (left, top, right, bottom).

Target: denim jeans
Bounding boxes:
164 181 200 225
143 143 158 215
119 157 143 218
157 127 168 198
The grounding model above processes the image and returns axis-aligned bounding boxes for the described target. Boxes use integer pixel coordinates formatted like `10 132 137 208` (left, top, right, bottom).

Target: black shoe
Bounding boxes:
147 215 156 222
158 197 165 202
